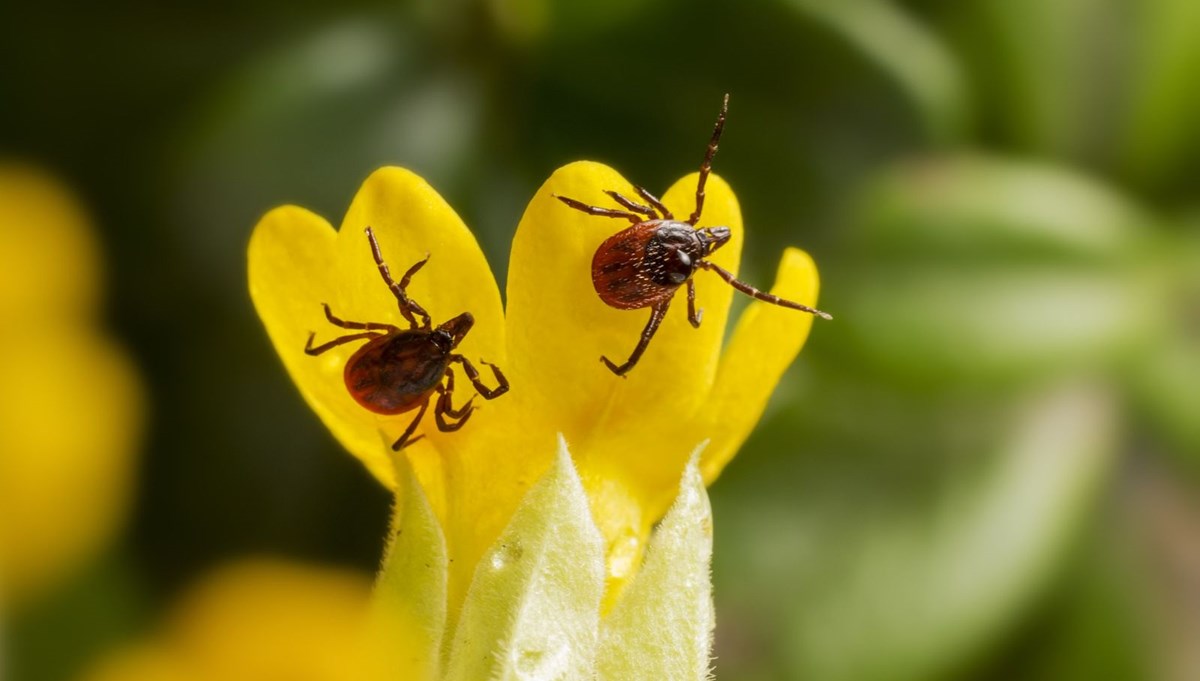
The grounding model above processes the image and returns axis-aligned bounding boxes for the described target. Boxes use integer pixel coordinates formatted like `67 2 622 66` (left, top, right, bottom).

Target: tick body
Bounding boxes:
343 326 455 414
304 228 508 450
556 93 831 377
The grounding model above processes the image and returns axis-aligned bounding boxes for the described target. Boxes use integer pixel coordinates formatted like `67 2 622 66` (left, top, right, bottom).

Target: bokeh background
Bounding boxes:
3 0 1199 679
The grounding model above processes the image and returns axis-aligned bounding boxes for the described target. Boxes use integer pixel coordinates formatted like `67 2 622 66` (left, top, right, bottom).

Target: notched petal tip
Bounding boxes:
247 207 337 336
338 166 504 355
507 163 747 478
248 203 406 485
505 161 652 428
249 166 511 492
256 203 332 231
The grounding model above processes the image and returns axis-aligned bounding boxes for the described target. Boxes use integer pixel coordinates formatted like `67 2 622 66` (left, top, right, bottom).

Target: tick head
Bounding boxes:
436 312 475 349
697 226 731 256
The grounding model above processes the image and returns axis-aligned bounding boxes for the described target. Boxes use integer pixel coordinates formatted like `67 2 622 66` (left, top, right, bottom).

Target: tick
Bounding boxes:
554 94 832 376
304 227 509 450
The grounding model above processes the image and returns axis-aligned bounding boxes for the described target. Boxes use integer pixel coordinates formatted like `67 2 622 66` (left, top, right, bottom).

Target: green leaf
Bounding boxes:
836 154 1159 386
946 0 1118 159
719 382 1118 681
443 436 605 681
996 520 1156 681
784 0 967 142
1133 333 1200 466
856 155 1146 264
1130 231 1200 465
839 264 1155 386
371 452 448 679
598 451 714 681
1122 0 1200 190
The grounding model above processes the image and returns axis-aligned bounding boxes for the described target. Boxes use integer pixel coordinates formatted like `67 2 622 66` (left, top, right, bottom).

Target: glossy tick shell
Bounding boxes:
592 220 698 310
344 329 453 415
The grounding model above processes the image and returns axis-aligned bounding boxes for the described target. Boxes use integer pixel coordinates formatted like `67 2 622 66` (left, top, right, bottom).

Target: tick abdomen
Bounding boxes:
344 332 449 414
591 221 680 310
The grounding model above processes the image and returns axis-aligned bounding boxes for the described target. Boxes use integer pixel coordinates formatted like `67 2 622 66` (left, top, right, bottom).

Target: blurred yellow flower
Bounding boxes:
0 166 143 605
78 559 382 681
0 166 102 321
248 162 821 612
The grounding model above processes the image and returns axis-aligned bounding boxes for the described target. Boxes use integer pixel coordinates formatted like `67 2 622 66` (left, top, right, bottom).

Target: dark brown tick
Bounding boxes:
304 227 509 450
554 93 832 377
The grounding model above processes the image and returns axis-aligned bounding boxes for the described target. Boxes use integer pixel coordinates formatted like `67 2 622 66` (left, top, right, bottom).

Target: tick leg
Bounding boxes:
397 253 429 289
365 227 433 330
686 279 703 328
434 387 475 432
602 302 669 377
304 331 382 356
391 397 430 451
633 185 673 220
395 256 434 329
437 368 475 419
699 260 832 319
554 195 642 224
605 190 658 219
688 93 729 226
320 303 399 333
450 355 510 399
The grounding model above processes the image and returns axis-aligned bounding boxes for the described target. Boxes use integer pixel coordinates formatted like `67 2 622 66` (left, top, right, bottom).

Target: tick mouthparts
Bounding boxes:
700 226 732 252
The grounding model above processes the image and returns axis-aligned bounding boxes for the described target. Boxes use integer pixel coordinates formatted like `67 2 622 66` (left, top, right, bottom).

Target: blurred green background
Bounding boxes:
3 0 1199 679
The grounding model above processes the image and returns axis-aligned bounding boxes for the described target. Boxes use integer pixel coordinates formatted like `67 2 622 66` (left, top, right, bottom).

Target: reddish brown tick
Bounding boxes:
304 227 509 449
555 94 831 376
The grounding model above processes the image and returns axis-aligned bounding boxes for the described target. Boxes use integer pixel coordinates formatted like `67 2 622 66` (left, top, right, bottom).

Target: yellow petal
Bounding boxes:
248 168 504 488
699 248 821 482
0 164 101 320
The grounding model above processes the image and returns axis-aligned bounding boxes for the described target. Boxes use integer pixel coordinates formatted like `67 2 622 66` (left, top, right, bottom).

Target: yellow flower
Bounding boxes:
247 161 820 615
77 559 383 681
0 165 143 605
